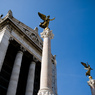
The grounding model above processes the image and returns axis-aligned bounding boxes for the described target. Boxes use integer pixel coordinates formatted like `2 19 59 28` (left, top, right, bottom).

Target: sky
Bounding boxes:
0 0 95 95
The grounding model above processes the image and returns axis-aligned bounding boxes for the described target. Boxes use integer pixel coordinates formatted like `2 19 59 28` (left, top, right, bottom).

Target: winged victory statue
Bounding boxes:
38 12 55 29
81 62 93 76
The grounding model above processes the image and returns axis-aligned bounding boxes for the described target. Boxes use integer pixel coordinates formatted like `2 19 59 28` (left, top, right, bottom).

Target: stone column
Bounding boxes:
25 59 36 95
7 46 25 95
38 27 54 95
0 28 10 71
88 77 95 95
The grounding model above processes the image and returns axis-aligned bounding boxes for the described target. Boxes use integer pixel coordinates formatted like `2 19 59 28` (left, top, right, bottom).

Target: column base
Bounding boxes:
38 88 54 95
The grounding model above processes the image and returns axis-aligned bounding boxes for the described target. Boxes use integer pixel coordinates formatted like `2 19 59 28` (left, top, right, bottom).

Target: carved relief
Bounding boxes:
23 27 43 48
5 25 13 33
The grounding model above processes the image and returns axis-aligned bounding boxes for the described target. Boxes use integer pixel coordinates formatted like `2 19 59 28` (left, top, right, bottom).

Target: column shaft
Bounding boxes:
0 31 10 71
25 61 36 95
40 37 52 89
38 28 54 95
7 51 23 95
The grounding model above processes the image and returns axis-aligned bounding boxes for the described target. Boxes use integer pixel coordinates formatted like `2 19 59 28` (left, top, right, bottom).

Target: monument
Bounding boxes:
0 10 57 95
81 62 95 95
37 12 55 95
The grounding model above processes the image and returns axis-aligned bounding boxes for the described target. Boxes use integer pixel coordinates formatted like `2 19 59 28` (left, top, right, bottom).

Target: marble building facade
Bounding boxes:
0 10 57 95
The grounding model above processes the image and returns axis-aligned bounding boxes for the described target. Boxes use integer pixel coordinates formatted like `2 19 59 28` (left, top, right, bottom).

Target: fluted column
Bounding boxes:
0 28 11 71
38 27 54 95
88 77 95 95
7 46 25 95
25 59 36 95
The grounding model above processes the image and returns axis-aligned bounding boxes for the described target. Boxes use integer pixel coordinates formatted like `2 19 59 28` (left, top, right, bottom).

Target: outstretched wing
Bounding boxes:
81 62 88 68
50 17 55 21
38 12 46 21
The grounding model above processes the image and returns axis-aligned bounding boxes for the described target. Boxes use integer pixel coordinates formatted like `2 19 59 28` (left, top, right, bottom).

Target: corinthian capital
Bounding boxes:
20 46 26 52
87 79 95 89
40 27 54 39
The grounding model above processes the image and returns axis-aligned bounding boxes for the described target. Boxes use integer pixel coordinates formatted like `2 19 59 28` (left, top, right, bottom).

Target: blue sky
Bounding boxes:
0 0 95 95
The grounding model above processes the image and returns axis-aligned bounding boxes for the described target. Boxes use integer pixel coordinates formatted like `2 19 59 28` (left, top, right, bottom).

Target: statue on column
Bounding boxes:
38 12 55 29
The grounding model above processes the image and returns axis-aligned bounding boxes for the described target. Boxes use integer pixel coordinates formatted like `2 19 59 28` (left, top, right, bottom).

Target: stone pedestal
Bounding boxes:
87 77 95 95
38 27 54 95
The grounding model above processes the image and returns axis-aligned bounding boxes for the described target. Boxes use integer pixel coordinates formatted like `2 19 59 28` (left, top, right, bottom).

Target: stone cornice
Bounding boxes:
0 17 43 53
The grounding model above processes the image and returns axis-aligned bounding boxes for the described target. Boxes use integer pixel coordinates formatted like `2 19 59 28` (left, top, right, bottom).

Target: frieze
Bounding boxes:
23 27 43 48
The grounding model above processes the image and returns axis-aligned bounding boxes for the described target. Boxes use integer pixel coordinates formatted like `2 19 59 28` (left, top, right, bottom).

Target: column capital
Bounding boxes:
9 37 14 42
40 27 54 39
19 46 26 53
87 79 95 89
38 88 54 95
33 56 38 63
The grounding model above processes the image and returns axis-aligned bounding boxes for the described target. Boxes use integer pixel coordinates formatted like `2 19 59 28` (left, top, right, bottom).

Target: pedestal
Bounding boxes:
87 77 95 95
38 27 54 95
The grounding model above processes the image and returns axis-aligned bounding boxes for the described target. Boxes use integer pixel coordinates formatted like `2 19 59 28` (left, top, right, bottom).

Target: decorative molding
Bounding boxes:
9 37 14 41
33 56 39 63
7 10 13 18
11 31 42 61
40 28 54 39
5 25 13 33
38 88 54 95
0 26 4 31
88 79 95 89
20 46 26 52
23 27 43 48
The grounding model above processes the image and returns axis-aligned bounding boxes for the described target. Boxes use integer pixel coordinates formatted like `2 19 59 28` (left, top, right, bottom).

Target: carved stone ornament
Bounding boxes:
33 56 38 62
38 88 54 95
9 37 14 41
87 79 95 89
23 27 43 48
40 28 54 39
7 10 13 18
20 46 26 52
5 25 13 33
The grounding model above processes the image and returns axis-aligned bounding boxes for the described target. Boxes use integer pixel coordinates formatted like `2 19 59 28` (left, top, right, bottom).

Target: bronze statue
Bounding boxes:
38 12 55 29
81 62 93 76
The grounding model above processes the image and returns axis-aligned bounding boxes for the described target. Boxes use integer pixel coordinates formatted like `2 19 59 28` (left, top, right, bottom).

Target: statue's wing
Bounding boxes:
81 62 88 68
50 17 55 21
38 12 46 21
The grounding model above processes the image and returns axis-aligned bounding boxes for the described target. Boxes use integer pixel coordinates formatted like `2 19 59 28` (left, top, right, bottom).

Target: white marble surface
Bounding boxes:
0 28 10 71
88 79 95 95
38 28 54 95
25 61 36 95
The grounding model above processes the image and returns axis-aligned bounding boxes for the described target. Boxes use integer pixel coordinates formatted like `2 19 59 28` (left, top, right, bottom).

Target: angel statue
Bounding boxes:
81 62 93 76
38 12 55 29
